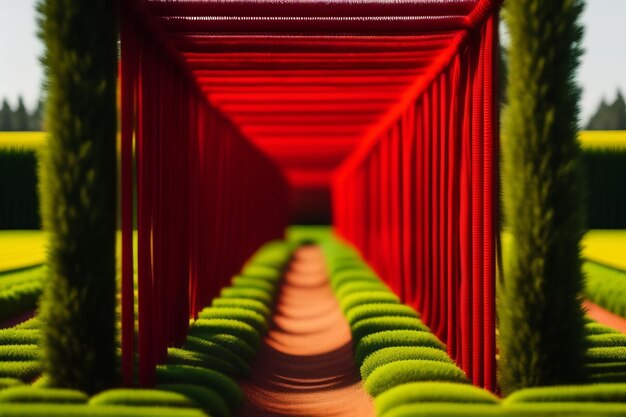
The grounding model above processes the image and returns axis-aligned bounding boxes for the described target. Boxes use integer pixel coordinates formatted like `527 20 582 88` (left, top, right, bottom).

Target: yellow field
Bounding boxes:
583 230 626 271
579 130 626 150
0 230 46 272
0 131 46 151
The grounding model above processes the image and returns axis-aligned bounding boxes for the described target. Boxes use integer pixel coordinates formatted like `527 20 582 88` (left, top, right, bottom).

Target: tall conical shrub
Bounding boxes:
499 0 587 395
37 0 118 393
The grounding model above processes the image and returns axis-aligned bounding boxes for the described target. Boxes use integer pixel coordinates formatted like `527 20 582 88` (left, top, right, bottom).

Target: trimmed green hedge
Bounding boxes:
0 387 87 404
182 336 251 375
352 317 429 344
156 365 243 409
198 307 268 334
166 348 239 377
0 404 207 416
0 377 24 389
89 389 194 408
504 383 626 403
188 318 260 350
0 267 45 322
364 360 469 396
211 298 272 319
347 305 419 327
361 347 454 380
230 277 276 294
355 330 445 365
584 261 626 318
219 288 273 307
0 345 40 361
0 330 41 345
339 292 400 314
157 384 229 417
376 382 499 417
0 361 42 381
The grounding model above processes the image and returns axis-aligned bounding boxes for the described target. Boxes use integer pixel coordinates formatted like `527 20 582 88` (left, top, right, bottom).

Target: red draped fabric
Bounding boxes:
120 0 501 390
119 1 289 386
333 8 500 390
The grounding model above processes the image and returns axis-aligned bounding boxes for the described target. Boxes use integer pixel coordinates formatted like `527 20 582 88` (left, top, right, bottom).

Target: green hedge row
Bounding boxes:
0 240 295 416
315 235 626 416
584 149 626 229
0 266 45 323
584 261 626 318
0 149 40 230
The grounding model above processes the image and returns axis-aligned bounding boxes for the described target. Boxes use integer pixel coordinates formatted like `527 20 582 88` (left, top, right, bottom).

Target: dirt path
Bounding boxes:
584 300 626 334
236 246 375 417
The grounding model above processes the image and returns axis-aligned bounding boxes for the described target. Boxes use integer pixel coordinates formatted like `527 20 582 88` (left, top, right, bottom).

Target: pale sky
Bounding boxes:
0 0 625 124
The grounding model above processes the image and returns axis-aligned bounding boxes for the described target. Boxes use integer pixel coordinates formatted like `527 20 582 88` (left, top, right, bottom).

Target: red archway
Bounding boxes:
120 0 501 391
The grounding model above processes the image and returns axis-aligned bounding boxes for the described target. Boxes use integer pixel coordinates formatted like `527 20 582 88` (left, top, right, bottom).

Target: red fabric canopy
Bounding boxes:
121 0 501 391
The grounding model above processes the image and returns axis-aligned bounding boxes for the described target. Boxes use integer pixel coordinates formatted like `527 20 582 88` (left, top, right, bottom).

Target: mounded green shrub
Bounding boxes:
167 348 239 377
219 287 273 307
211 297 271 319
586 362 626 374
360 346 454 380
157 384 229 417
586 347 626 363
376 382 500 417
584 262 626 318
355 330 445 365
185 333 256 362
587 334 626 348
364 360 469 396
504 383 626 403
0 329 40 345
585 322 617 335
0 404 207 416
241 264 282 282
0 345 41 361
198 307 268 334
0 386 87 403
340 292 400 314
0 378 24 389
335 281 389 300
231 277 276 294
188 318 260 350
587 372 626 383
89 388 194 408
13 317 41 330
347 305 419 327
0 361 42 381
155 365 243 408
182 336 251 374
352 317 429 344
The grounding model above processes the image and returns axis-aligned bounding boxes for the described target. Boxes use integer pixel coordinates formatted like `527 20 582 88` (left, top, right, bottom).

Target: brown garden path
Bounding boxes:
584 300 626 334
236 246 375 417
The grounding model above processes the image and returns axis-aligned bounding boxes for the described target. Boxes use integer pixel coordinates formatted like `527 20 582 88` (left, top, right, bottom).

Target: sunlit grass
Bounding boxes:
0 132 46 151
0 231 46 273
580 131 626 150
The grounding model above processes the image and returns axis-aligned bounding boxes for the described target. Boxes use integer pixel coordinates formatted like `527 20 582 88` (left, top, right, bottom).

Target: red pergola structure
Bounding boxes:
120 0 501 391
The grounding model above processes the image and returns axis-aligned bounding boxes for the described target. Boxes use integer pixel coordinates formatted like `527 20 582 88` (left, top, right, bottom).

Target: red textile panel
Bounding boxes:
120 1 288 386
333 6 500 390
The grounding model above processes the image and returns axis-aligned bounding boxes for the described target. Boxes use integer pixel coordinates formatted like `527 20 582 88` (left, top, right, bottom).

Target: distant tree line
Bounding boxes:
0 96 44 131
586 90 626 130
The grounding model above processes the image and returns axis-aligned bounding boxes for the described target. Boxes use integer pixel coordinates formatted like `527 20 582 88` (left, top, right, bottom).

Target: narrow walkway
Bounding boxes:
584 300 626 334
236 246 375 417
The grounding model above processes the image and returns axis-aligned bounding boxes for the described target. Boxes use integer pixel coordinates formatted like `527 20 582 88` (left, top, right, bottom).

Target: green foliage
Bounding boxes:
166 348 239 377
584 262 626 317
0 387 87 404
364 360 469 397
504 383 626 404
583 149 626 228
157 384 229 417
352 317 428 344
211 297 271 319
0 404 207 416
587 372 626 383
380 403 500 417
198 307 268 334
376 382 500 417
339 292 400 314
230 277 276 295
0 330 40 345
88 389 194 408
335 281 389 299
0 150 40 229
360 346 454 380
155 365 243 408
188 318 260 350
585 322 617 335
499 0 588 394
0 345 41 361
587 334 626 348
219 287 273 306
0 378 24 389
0 361 43 381
182 336 251 374
355 330 445 365
347 304 419 327
240 264 282 281
586 347 626 363
37 0 118 393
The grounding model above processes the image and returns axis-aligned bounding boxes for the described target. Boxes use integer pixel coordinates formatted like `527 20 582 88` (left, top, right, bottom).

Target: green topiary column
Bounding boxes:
499 0 587 394
37 0 118 393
